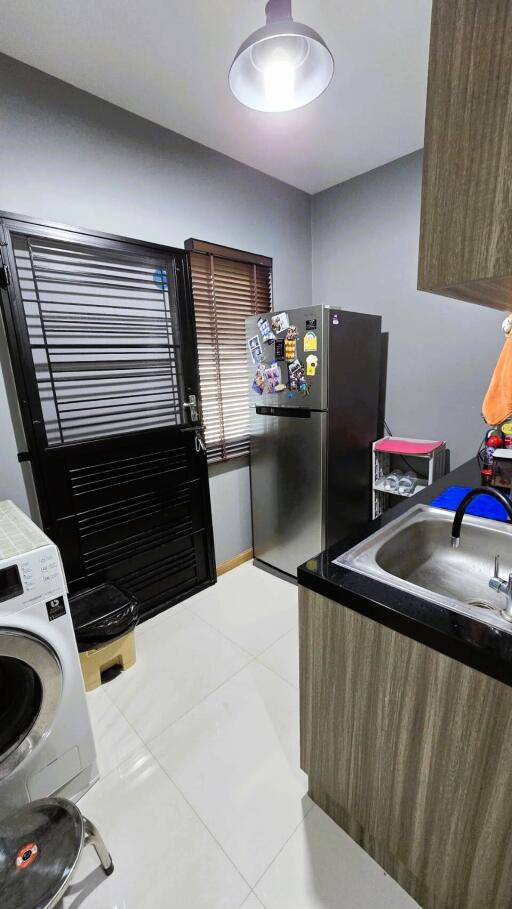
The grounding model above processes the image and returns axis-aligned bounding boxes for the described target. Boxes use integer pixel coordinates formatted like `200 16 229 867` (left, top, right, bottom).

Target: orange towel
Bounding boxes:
482 333 512 425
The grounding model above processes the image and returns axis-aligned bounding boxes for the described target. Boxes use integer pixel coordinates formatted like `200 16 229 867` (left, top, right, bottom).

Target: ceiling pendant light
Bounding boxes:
229 0 334 113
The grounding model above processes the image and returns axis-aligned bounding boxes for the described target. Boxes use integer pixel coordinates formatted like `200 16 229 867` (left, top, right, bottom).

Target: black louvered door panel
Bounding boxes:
0 214 215 620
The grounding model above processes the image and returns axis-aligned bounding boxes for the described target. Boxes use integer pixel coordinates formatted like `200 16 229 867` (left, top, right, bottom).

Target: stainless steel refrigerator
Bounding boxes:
246 305 382 579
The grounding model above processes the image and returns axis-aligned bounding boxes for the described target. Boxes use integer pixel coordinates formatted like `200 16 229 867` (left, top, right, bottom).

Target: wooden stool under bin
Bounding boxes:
70 583 139 691
79 630 136 691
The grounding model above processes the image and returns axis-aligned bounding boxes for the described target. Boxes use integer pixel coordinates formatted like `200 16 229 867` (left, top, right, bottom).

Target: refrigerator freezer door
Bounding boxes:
250 407 326 578
246 306 327 410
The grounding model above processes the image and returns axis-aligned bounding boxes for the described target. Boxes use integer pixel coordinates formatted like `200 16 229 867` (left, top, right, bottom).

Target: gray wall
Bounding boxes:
0 54 312 563
312 150 502 468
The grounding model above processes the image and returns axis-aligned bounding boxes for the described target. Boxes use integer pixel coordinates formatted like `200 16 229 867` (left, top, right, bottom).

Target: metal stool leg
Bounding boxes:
83 816 114 876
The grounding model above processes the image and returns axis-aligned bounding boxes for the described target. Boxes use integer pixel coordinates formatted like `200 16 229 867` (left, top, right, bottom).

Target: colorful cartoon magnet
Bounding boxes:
271 312 290 334
275 383 286 393
248 335 263 364
304 331 317 352
257 316 275 344
306 354 318 376
252 364 266 394
286 325 298 340
284 338 297 361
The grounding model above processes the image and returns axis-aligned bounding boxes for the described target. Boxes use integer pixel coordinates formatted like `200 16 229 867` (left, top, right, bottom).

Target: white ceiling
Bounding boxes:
0 0 432 194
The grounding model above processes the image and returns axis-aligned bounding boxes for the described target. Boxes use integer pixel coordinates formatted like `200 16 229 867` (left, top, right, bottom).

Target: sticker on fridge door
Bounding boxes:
303 331 317 352
257 316 275 344
306 354 318 376
271 312 290 334
248 335 264 364
305 318 317 331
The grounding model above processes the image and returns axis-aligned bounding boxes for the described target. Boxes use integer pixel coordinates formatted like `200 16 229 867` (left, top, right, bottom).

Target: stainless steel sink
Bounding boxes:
333 504 512 632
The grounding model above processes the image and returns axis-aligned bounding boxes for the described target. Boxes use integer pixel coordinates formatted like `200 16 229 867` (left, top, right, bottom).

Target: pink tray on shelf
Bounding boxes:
375 438 444 455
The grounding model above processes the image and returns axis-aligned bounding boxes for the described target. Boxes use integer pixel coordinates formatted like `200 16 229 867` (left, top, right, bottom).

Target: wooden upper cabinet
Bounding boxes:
418 0 512 310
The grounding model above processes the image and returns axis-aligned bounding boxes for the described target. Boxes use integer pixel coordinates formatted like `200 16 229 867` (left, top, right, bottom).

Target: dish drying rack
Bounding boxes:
372 437 446 519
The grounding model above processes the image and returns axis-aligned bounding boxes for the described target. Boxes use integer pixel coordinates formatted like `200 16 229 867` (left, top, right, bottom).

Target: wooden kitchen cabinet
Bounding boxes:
299 586 512 909
418 0 512 310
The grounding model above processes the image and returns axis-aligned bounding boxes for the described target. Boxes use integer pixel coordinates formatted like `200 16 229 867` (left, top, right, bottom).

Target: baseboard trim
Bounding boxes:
216 549 253 576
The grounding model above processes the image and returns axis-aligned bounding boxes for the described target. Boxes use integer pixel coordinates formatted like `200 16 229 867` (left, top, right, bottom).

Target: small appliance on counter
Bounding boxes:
246 305 382 579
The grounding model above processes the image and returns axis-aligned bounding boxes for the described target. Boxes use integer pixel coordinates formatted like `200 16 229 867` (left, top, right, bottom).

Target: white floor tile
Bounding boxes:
150 661 311 886
258 628 299 688
64 752 249 909
255 806 420 909
189 563 298 656
86 687 147 778
105 609 250 742
241 895 266 908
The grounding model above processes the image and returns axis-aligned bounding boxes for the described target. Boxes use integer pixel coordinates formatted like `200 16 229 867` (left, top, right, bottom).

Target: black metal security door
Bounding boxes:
0 214 216 620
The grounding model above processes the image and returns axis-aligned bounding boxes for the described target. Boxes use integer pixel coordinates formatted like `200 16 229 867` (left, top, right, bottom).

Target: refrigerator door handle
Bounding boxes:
255 406 311 418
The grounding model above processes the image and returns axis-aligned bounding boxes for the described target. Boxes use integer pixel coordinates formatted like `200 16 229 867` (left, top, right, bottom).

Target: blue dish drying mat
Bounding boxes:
431 486 510 522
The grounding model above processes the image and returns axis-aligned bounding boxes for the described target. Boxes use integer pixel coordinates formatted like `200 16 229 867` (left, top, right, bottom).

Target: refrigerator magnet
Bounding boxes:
306 354 318 376
274 339 285 360
252 365 265 394
288 358 305 384
303 331 317 352
265 362 282 393
284 338 297 361
305 318 317 331
248 335 264 364
286 325 298 340
271 312 290 334
257 316 275 344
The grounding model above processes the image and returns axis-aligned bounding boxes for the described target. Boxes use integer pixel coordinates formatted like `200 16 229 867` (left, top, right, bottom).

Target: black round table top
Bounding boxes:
0 798 83 909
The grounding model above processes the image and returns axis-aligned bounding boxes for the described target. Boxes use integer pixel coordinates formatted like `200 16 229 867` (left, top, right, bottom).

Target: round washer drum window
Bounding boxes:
0 656 42 761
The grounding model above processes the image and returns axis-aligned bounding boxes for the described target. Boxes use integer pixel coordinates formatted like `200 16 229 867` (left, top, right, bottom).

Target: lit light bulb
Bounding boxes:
263 57 296 110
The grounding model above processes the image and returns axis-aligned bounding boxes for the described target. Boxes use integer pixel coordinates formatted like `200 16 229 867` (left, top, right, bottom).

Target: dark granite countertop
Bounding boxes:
298 458 512 687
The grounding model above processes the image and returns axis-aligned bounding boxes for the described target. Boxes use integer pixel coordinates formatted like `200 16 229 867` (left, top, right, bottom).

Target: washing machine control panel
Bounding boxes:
0 544 65 613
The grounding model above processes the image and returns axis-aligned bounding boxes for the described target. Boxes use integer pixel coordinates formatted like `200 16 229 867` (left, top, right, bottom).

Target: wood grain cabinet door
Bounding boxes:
418 0 512 311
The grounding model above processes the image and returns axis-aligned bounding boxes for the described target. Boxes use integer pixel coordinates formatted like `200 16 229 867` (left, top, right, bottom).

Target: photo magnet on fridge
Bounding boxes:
257 316 275 344
271 312 290 334
248 335 264 364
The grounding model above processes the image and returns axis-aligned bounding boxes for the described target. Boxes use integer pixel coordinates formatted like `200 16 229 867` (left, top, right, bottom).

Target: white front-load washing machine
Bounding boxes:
0 499 98 820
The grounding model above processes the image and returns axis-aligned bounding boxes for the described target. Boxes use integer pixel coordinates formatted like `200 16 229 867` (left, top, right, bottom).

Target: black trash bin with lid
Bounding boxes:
70 583 139 653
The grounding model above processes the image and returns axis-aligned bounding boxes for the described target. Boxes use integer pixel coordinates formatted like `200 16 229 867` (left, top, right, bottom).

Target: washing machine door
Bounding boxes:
0 629 62 780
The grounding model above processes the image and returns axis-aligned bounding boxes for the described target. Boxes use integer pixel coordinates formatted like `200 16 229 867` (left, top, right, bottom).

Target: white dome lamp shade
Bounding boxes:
229 0 334 113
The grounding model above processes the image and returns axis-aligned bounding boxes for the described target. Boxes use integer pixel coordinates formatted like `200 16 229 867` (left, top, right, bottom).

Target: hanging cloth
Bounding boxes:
482 315 512 425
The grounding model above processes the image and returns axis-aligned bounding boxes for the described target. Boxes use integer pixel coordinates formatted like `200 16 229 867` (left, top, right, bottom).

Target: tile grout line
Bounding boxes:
150 746 254 894
103 654 258 756
249 801 315 894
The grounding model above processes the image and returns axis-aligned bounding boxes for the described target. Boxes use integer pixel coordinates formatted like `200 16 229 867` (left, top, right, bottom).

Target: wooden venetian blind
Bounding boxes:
186 239 272 463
